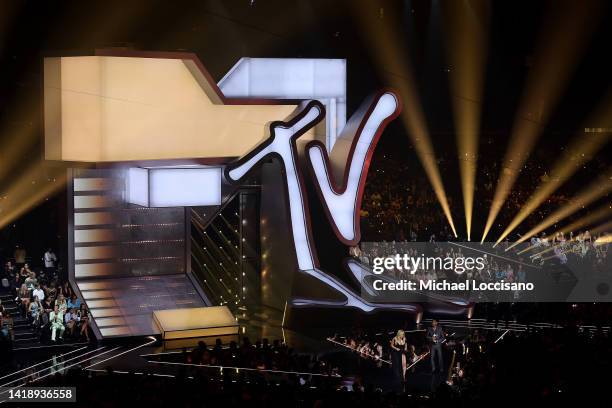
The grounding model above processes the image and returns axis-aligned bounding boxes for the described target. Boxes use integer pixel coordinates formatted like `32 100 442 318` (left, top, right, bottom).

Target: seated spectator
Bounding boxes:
45 282 57 302
16 283 31 315
56 294 68 314
24 271 37 291
65 308 79 338
32 283 45 302
67 294 81 309
61 281 74 299
29 295 43 328
50 304 65 342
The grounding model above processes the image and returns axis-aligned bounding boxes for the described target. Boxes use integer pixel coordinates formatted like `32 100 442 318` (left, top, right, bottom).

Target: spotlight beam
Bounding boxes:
353 1 457 236
0 162 67 229
506 169 612 250
495 100 612 245
442 0 490 241
481 0 604 242
547 204 612 238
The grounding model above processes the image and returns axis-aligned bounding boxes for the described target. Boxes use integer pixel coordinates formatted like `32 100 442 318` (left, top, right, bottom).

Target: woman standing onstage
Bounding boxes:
390 330 408 385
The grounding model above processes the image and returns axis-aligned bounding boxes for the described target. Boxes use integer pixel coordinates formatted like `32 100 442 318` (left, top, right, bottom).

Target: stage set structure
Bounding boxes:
43 50 470 341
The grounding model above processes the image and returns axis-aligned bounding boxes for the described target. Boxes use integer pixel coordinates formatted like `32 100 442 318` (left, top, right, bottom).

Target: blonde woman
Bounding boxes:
56 294 68 315
390 329 408 382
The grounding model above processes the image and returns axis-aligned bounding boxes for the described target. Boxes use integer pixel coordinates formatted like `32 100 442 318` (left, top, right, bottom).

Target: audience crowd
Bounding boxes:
0 248 90 350
360 156 608 246
179 337 339 377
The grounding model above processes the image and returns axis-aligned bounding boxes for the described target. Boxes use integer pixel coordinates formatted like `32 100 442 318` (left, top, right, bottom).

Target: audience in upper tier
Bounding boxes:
360 156 609 244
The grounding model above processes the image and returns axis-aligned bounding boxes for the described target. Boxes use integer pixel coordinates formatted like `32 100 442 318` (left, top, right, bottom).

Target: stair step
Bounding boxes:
13 331 36 337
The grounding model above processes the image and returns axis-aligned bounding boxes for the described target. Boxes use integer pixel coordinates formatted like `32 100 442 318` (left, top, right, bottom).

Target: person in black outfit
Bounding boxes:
390 329 407 388
426 319 445 373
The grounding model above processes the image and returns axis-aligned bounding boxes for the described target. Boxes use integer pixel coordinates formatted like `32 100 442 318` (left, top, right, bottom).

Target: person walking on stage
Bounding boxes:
427 319 445 373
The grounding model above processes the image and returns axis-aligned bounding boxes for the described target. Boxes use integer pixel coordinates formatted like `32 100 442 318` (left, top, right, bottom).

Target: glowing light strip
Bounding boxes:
0 347 108 388
0 346 88 381
494 329 510 344
147 360 341 377
83 337 156 369
228 102 323 271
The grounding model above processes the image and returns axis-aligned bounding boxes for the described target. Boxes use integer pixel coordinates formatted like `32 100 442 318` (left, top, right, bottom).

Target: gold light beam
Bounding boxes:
442 0 489 241
595 233 612 245
546 204 612 238
516 204 611 255
495 96 612 245
481 0 604 242
590 221 612 236
0 162 68 229
506 169 612 250
353 0 457 236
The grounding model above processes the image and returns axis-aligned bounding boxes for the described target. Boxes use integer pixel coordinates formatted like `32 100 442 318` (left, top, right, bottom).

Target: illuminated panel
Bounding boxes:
89 308 121 318
153 306 238 340
74 196 113 209
74 212 114 226
77 281 112 290
127 168 149 207
86 299 118 309
75 263 118 278
149 167 222 207
44 54 313 162
73 178 115 191
307 92 400 244
100 327 131 337
219 57 346 148
126 167 222 207
74 246 116 261
80 290 114 299
74 229 114 243
95 317 127 327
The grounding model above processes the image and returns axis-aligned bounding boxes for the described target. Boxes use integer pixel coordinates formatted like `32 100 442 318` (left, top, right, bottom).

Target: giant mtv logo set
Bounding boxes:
45 51 470 322
226 91 428 313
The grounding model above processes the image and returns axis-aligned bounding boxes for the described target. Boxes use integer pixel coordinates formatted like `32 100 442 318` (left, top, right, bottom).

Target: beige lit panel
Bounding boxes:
73 178 116 191
81 290 114 299
74 212 115 226
86 299 118 308
100 327 132 337
95 317 127 327
75 263 117 278
75 246 116 261
74 196 113 209
44 55 314 162
153 306 238 340
89 308 122 318
77 281 114 291
74 229 114 243
74 246 115 260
